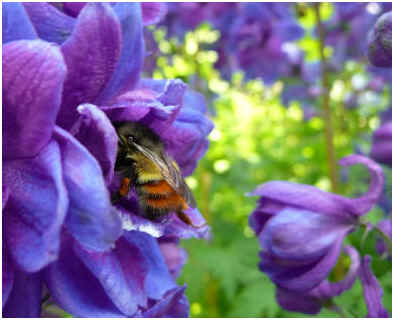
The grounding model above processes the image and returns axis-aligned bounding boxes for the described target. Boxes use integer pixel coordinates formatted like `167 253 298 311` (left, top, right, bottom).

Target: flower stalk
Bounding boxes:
314 3 338 192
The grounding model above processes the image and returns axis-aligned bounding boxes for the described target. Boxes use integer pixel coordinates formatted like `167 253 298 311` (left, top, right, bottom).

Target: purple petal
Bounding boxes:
97 3 144 104
70 104 118 184
118 203 210 240
368 12 392 68
2 184 10 210
3 269 42 317
3 40 66 159
2 3 37 43
276 288 321 315
260 234 346 292
54 127 122 251
63 3 87 17
359 255 390 318
3 141 68 272
123 231 177 300
161 106 214 176
338 155 385 215
370 122 392 167
260 209 351 263
143 286 189 318
45 232 124 317
58 3 121 130
23 3 76 44
249 154 384 219
141 3 167 26
159 239 188 279
313 245 360 298
2 250 14 307
73 235 148 316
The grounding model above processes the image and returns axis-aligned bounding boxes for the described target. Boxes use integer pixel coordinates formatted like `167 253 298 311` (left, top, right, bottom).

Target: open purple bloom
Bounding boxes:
159 237 188 279
3 2 210 317
359 256 390 318
368 11 392 68
370 122 392 167
248 155 384 292
276 246 360 315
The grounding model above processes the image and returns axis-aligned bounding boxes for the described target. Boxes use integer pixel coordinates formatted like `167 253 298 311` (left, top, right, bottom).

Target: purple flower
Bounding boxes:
159 237 188 279
161 3 304 84
3 3 211 317
248 155 384 292
276 246 360 314
368 11 392 68
370 122 392 167
324 3 391 68
359 256 390 317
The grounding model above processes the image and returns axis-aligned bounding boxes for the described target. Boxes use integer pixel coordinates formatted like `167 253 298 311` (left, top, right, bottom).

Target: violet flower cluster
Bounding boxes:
3 3 213 317
368 10 392 169
248 155 391 316
162 2 304 84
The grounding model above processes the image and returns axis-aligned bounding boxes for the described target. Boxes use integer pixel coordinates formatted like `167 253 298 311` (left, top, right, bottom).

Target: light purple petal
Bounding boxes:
141 3 167 26
260 209 351 263
359 255 390 318
2 3 37 43
23 3 76 44
2 269 42 317
260 234 346 292
71 103 118 184
3 141 68 272
45 232 124 317
3 40 66 159
123 231 177 300
159 239 188 279
58 3 121 130
54 127 122 251
97 3 144 104
143 286 189 318
2 250 14 307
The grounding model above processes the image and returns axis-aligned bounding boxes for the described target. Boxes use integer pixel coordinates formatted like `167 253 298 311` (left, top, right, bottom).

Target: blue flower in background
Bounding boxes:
3 2 211 317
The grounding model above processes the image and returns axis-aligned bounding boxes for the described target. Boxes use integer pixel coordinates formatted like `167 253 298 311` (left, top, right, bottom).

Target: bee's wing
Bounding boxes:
133 143 196 208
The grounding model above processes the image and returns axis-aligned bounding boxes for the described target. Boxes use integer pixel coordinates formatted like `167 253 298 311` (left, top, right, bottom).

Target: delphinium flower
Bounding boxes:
161 3 304 84
368 11 392 68
370 121 392 168
248 154 390 316
323 3 392 70
3 2 213 317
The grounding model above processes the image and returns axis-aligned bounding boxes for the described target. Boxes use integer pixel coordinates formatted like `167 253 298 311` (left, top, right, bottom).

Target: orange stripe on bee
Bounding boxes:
141 180 173 195
146 192 188 210
120 178 131 196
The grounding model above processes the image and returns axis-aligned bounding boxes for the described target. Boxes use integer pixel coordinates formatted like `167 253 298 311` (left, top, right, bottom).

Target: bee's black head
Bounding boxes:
114 121 163 151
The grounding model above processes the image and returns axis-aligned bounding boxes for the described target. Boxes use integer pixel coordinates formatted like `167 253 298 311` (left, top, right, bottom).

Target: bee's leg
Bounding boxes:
176 211 207 229
111 177 131 204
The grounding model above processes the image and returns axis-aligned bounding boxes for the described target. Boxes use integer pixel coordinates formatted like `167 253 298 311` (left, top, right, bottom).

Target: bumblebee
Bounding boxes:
112 122 203 228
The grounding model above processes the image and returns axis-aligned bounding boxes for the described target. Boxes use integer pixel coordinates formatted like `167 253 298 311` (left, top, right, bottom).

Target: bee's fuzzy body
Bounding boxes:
113 122 193 223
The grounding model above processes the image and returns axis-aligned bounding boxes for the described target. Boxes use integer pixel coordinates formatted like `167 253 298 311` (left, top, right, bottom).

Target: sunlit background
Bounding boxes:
144 2 392 317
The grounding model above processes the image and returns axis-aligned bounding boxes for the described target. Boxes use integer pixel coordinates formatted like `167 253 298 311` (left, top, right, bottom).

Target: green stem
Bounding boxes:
314 4 338 192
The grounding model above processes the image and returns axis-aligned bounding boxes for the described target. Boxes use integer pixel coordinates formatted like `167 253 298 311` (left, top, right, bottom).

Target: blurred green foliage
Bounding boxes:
150 5 392 318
